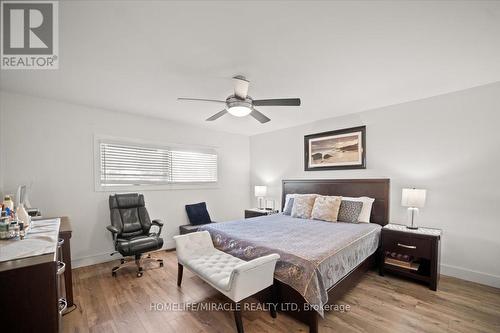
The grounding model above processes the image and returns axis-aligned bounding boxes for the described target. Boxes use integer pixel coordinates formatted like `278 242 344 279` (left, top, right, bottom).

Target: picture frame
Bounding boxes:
304 126 366 171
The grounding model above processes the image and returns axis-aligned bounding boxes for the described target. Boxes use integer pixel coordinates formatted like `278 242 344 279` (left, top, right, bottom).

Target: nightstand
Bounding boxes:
379 223 441 290
244 208 279 219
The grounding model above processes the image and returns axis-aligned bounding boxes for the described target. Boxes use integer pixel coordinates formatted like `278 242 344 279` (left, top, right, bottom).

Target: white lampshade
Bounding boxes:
254 185 267 197
401 188 426 208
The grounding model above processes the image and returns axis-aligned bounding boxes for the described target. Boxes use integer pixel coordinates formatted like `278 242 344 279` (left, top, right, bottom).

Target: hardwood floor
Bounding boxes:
64 251 500 333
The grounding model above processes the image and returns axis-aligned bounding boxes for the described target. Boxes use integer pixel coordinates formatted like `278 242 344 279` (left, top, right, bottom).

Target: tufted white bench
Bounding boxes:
174 231 280 333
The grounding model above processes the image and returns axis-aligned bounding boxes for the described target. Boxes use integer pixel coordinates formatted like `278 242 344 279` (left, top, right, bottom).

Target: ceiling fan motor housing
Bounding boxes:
226 95 253 108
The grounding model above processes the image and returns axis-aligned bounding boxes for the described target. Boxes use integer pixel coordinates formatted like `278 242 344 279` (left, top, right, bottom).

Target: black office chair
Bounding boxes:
106 193 164 277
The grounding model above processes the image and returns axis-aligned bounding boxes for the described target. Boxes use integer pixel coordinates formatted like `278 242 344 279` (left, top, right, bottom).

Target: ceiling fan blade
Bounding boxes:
178 97 226 104
253 98 301 106
233 75 250 99
250 108 270 123
206 109 228 121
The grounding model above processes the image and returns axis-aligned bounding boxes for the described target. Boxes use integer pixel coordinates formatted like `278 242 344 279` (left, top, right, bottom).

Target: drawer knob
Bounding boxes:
397 243 416 249
57 261 66 275
59 298 68 314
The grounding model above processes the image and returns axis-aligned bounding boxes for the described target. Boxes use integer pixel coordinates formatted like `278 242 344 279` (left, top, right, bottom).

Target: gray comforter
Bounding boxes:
200 214 381 316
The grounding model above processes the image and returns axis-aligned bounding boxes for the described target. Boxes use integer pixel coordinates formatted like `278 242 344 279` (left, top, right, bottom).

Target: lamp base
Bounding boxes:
406 207 419 230
257 197 264 209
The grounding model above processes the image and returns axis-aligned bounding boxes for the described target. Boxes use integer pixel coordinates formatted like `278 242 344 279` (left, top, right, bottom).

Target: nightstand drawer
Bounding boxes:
382 232 432 259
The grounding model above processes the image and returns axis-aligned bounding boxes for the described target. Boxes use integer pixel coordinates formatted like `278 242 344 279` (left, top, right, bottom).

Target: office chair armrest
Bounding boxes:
106 225 121 250
106 225 119 234
151 219 164 235
152 219 164 227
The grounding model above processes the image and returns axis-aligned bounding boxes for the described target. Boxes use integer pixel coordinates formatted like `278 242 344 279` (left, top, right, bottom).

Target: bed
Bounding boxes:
202 178 390 333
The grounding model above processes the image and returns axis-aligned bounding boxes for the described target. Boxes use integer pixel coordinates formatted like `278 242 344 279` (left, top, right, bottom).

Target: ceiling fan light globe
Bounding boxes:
227 106 251 117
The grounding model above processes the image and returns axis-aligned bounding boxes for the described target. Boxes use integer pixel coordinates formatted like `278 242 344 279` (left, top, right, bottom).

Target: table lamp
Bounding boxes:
254 186 267 209
401 188 426 230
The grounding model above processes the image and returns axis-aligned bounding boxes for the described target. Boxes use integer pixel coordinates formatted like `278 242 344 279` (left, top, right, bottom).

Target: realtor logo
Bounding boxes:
1 1 59 69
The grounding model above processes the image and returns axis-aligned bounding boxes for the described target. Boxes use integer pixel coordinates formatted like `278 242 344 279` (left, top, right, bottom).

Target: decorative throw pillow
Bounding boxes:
185 202 212 225
284 194 317 214
338 200 364 223
311 196 342 222
283 197 295 215
291 195 317 219
342 196 375 223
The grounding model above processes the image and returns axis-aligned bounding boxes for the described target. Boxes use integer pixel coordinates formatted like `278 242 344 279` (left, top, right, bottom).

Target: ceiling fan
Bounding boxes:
177 75 301 123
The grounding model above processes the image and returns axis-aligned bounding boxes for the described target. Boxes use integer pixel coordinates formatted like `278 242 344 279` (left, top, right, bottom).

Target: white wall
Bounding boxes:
0 91 251 267
250 82 500 288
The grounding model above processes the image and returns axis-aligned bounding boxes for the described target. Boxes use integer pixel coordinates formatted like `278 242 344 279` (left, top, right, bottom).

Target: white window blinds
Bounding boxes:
171 150 218 183
99 142 217 186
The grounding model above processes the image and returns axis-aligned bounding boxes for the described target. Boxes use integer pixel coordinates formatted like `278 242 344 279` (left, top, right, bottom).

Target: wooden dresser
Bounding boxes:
59 217 74 308
0 217 74 332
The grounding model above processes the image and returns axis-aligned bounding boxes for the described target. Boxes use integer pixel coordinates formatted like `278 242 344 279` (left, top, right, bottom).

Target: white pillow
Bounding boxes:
342 196 375 223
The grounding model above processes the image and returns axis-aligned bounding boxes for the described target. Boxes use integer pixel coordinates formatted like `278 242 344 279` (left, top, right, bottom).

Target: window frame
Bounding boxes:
94 135 219 192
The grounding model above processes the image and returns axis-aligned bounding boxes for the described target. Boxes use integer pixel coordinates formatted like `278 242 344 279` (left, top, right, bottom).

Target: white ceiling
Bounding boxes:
2 1 500 136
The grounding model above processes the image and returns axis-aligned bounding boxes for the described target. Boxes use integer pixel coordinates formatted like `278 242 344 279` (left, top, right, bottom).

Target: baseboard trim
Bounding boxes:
72 240 176 268
441 263 500 288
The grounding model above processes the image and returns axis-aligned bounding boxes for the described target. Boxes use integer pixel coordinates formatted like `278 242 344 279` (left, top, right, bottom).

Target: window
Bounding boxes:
97 140 217 188
171 150 218 183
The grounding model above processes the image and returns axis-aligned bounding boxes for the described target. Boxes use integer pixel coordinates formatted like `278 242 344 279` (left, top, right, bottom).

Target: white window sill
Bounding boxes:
95 182 219 192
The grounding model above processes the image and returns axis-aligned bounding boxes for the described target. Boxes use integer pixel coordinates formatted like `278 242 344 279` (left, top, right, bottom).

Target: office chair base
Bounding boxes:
111 254 164 278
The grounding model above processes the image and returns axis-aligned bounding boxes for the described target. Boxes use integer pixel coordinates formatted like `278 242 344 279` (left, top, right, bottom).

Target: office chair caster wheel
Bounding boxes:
137 272 143 277
160 262 164 267
112 271 117 277
120 259 125 264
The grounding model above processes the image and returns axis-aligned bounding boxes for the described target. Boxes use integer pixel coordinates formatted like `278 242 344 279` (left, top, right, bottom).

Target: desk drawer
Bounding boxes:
383 232 432 259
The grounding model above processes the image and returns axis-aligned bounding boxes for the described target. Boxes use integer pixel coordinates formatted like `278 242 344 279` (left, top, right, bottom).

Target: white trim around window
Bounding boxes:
94 135 219 192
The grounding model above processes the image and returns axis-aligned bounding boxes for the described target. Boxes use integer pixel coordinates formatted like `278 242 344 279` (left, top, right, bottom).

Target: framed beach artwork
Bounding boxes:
304 126 366 171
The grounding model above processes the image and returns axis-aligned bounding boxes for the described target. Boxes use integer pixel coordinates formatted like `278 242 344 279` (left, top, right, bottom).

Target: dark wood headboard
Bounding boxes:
281 179 390 226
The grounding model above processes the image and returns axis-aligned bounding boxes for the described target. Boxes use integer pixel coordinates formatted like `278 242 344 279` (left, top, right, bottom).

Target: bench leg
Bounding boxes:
177 263 183 287
269 283 277 319
233 303 244 333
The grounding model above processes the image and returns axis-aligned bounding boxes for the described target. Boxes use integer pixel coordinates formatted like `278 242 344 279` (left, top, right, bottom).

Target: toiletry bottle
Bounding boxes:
3 196 14 211
16 205 31 229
